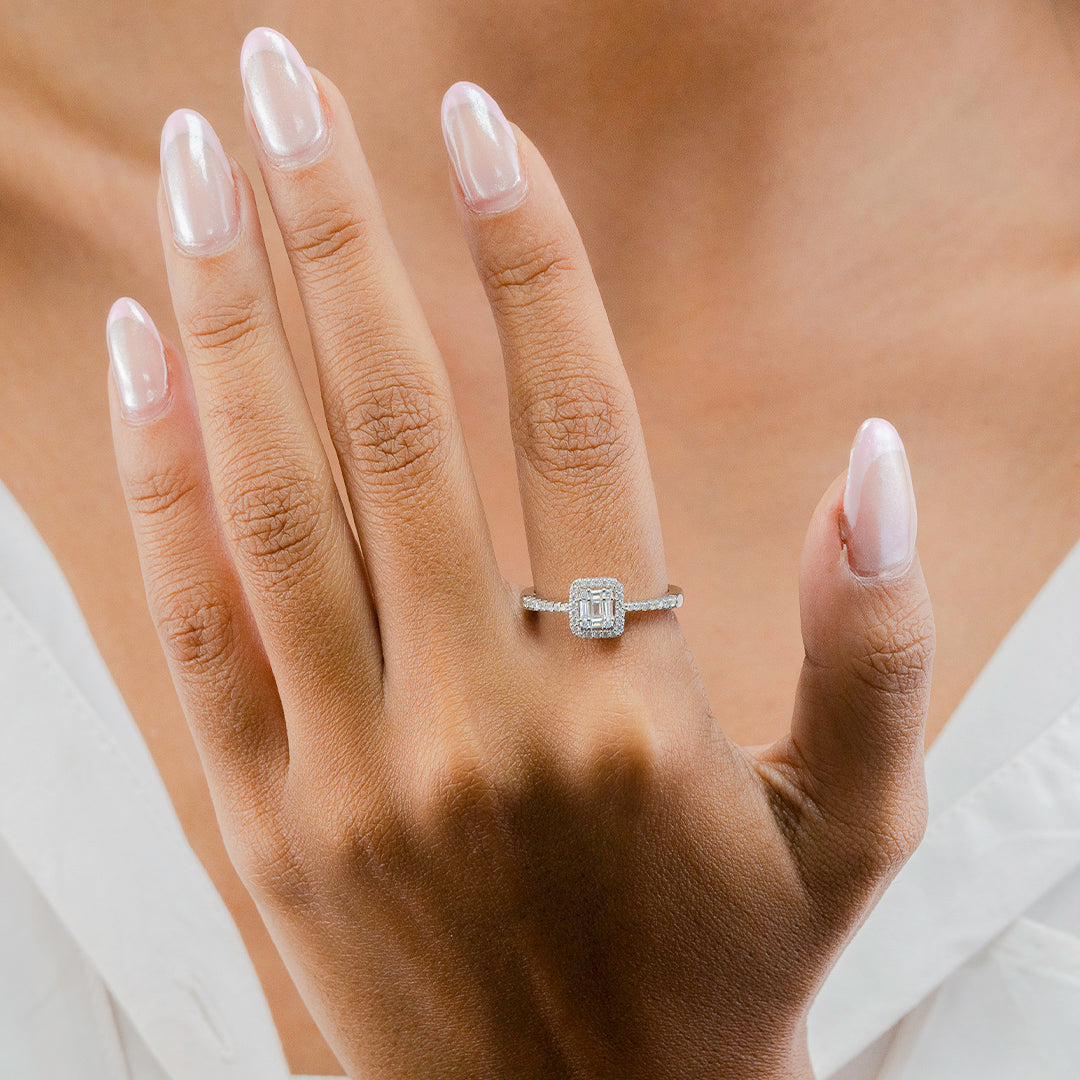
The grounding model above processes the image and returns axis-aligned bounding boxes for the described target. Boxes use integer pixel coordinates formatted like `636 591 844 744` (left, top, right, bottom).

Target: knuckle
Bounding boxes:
230 812 314 908
333 372 454 497
323 814 400 884
511 368 634 487
288 201 371 274
854 790 929 881
574 730 664 813
807 785 929 913
219 464 330 584
884 797 929 866
124 463 200 524
414 751 502 828
301 781 404 886
405 705 521 834
849 595 936 701
185 297 270 356
153 579 236 674
483 239 577 312
570 691 665 790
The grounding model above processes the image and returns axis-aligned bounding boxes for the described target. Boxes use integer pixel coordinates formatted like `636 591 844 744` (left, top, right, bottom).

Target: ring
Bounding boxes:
521 576 684 638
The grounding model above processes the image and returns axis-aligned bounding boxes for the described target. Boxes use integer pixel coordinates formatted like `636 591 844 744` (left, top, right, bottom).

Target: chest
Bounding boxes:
3 228 1080 1076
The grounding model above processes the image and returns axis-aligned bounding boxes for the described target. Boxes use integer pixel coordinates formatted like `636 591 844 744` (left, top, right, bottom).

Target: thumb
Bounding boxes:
788 418 935 858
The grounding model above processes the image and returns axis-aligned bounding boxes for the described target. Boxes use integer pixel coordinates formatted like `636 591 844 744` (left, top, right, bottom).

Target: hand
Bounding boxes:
106 27 934 1080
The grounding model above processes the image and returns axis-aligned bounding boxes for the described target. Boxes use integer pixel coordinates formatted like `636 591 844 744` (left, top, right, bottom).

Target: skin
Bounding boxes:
1 1 1080 1074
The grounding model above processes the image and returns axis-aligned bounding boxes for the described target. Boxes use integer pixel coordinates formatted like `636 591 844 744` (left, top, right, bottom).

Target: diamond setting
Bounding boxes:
522 578 683 637
568 577 625 638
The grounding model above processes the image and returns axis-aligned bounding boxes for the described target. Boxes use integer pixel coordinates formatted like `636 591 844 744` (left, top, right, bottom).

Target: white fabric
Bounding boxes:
0 473 1077 1079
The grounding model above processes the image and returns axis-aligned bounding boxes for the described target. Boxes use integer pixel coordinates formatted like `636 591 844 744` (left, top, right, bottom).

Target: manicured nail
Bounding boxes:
160 109 240 254
106 298 171 423
441 81 527 214
842 418 918 578
240 27 328 166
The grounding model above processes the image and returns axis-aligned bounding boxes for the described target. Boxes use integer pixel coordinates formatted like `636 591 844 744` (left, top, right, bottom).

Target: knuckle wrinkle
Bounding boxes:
125 466 200 522
186 299 268 354
485 240 576 310
220 466 328 582
155 583 236 673
336 374 453 495
850 600 936 700
290 203 370 270
511 369 634 488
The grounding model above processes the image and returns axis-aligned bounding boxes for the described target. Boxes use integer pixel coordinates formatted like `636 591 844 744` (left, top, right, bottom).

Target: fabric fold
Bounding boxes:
0 481 290 1080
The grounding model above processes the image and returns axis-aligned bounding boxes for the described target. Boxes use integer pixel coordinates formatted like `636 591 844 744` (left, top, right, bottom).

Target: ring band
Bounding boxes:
521 576 683 638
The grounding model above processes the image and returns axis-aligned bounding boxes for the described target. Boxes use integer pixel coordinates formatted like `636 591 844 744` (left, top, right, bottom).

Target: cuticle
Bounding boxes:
847 551 916 587
267 115 334 172
174 226 243 259
121 383 174 427
172 171 244 260
466 173 530 218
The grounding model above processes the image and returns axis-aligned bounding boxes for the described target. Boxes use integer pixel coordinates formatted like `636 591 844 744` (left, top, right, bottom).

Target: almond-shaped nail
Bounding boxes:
441 81 527 213
107 298 171 423
842 418 918 578
160 109 240 254
241 27 328 166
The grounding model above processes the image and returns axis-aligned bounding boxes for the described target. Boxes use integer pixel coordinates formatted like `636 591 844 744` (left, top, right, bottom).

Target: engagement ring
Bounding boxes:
521 577 683 638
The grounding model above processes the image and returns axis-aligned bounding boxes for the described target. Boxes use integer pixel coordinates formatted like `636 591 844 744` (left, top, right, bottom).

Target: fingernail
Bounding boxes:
160 108 240 255
440 81 527 214
842 418 918 578
106 298 171 423
240 27 329 166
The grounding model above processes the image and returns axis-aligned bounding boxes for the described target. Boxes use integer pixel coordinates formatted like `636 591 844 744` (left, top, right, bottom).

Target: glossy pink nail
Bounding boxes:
106 298 171 423
160 109 240 254
440 81 526 213
241 27 328 166
842 418 918 578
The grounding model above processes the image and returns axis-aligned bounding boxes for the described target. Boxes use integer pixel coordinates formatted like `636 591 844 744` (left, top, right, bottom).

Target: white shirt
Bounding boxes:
1 475 1078 1079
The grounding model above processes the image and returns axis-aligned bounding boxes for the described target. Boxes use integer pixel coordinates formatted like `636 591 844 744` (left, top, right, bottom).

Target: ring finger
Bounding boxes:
442 83 672 635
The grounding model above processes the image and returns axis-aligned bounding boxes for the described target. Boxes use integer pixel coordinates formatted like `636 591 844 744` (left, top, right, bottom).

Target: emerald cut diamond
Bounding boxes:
568 577 625 638
579 588 614 629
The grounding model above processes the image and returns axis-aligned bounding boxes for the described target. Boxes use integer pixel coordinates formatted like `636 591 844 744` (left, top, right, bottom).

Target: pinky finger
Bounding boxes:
106 297 288 827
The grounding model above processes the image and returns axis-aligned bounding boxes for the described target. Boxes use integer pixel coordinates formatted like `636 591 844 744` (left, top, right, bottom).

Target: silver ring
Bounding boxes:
521 576 684 638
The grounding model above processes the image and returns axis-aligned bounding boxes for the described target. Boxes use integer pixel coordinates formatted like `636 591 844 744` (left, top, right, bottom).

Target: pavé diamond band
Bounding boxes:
521 577 684 638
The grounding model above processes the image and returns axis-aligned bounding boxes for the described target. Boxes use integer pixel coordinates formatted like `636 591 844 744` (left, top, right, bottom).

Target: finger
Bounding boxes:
788 419 935 868
157 108 382 753
441 83 671 621
106 297 287 822
237 29 510 662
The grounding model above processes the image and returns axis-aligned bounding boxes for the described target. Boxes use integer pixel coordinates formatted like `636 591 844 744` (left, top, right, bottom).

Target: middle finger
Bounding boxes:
238 28 512 666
